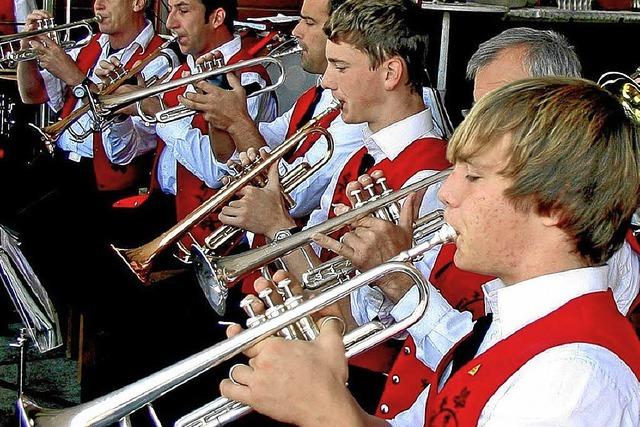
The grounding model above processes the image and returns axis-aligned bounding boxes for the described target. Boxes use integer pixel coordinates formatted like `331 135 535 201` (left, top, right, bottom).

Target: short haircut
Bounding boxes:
448 77 640 265
466 27 581 80
202 0 237 32
324 0 429 93
328 0 347 15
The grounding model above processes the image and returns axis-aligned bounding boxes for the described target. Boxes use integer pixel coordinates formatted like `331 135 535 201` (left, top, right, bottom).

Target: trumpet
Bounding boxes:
191 168 452 314
18 224 456 427
0 16 102 68
176 223 456 427
87 53 286 127
112 102 341 284
30 36 177 153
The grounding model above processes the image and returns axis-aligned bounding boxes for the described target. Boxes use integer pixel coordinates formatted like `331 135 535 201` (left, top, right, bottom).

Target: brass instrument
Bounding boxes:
30 36 177 153
0 16 102 69
88 54 286 127
175 223 456 427
18 224 455 427
192 169 451 314
112 102 341 284
598 70 640 124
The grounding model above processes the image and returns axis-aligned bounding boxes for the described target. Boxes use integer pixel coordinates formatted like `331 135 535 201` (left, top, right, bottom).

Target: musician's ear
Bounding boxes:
132 0 146 13
383 56 404 91
208 7 227 30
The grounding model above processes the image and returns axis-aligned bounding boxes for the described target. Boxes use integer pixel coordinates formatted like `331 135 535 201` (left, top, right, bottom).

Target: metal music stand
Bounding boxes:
0 225 62 397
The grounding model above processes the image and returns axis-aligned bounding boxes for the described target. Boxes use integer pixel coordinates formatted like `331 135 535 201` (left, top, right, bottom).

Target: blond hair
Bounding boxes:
449 77 640 265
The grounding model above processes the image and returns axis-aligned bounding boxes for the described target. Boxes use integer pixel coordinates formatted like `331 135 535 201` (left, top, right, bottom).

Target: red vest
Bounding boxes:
238 85 341 294
318 137 449 375
319 138 450 262
0 2 15 35
152 45 271 246
375 244 493 418
61 33 165 191
424 290 640 426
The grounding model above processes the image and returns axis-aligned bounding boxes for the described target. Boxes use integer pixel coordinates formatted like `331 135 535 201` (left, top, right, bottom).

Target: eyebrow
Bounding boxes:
300 13 315 23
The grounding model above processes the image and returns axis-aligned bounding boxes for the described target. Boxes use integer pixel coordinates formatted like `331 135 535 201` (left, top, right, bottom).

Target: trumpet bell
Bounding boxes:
598 71 640 124
191 245 228 315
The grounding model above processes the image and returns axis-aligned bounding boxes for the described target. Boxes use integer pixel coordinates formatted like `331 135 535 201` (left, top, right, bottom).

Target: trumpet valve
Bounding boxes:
376 177 393 196
107 65 127 86
240 295 259 317
276 278 296 300
350 189 364 207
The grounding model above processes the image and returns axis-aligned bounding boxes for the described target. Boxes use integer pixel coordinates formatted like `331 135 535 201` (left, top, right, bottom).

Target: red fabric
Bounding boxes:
0 2 16 36
152 43 271 246
430 244 493 319
375 244 493 418
424 290 640 426
319 138 450 262
61 34 165 191
328 137 450 374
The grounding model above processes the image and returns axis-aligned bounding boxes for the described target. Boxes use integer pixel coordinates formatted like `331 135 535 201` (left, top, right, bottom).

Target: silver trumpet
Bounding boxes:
191 168 452 314
0 16 102 68
88 54 285 126
175 223 456 427
17 224 456 427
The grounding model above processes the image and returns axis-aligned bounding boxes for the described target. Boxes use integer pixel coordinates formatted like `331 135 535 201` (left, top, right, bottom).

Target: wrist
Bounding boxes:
267 220 299 241
66 72 88 87
226 112 255 137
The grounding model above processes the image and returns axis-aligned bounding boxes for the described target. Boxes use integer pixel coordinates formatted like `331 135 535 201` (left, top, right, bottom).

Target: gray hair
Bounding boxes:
466 27 581 80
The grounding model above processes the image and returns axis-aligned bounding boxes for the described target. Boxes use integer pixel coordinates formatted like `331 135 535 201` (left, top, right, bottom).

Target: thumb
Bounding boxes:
265 159 281 189
317 316 346 345
227 72 243 91
399 192 418 232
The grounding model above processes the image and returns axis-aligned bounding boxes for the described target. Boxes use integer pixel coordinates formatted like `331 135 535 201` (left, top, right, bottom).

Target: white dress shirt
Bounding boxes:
105 35 277 194
390 266 640 427
305 108 443 256
41 20 176 163
259 85 366 218
13 0 36 31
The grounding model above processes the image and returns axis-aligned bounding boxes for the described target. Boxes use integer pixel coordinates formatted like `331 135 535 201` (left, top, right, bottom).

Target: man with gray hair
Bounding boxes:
467 27 581 101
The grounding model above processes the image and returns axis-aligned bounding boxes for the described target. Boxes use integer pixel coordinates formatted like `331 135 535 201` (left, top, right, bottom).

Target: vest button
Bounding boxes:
380 404 389 414
403 346 411 355
392 375 400 384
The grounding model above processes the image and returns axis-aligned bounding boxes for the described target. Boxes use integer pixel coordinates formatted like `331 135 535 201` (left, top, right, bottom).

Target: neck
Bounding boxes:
196 29 234 58
109 15 146 50
367 90 424 133
499 238 589 286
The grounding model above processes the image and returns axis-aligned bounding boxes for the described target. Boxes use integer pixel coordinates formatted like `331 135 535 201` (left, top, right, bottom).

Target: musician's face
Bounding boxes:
166 0 217 56
94 0 140 34
473 45 529 102
292 0 330 74
322 40 386 128
439 134 540 283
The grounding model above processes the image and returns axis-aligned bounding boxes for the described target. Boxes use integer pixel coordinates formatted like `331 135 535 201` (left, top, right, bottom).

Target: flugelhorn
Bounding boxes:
88 54 286 127
0 16 102 69
598 70 640 124
112 102 341 284
18 224 456 427
192 169 451 314
30 36 176 154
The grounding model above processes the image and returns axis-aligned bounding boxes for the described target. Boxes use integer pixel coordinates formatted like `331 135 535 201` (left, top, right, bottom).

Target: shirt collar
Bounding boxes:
362 108 436 161
482 266 609 339
187 34 241 73
98 19 155 54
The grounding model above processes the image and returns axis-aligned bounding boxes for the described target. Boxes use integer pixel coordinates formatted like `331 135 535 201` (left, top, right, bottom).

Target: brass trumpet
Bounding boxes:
112 102 341 284
598 70 640 124
191 168 452 315
30 36 177 153
0 16 102 69
18 224 455 427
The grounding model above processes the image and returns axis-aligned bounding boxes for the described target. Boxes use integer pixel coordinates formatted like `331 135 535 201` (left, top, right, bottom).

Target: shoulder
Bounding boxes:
482 343 640 426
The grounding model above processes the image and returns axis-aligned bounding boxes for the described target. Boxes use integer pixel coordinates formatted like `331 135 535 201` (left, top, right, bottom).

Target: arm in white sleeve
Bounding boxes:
155 116 229 189
100 53 175 164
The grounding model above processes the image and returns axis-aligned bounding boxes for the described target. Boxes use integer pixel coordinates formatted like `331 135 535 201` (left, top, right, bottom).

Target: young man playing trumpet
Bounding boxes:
106 0 276 248
222 77 640 427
